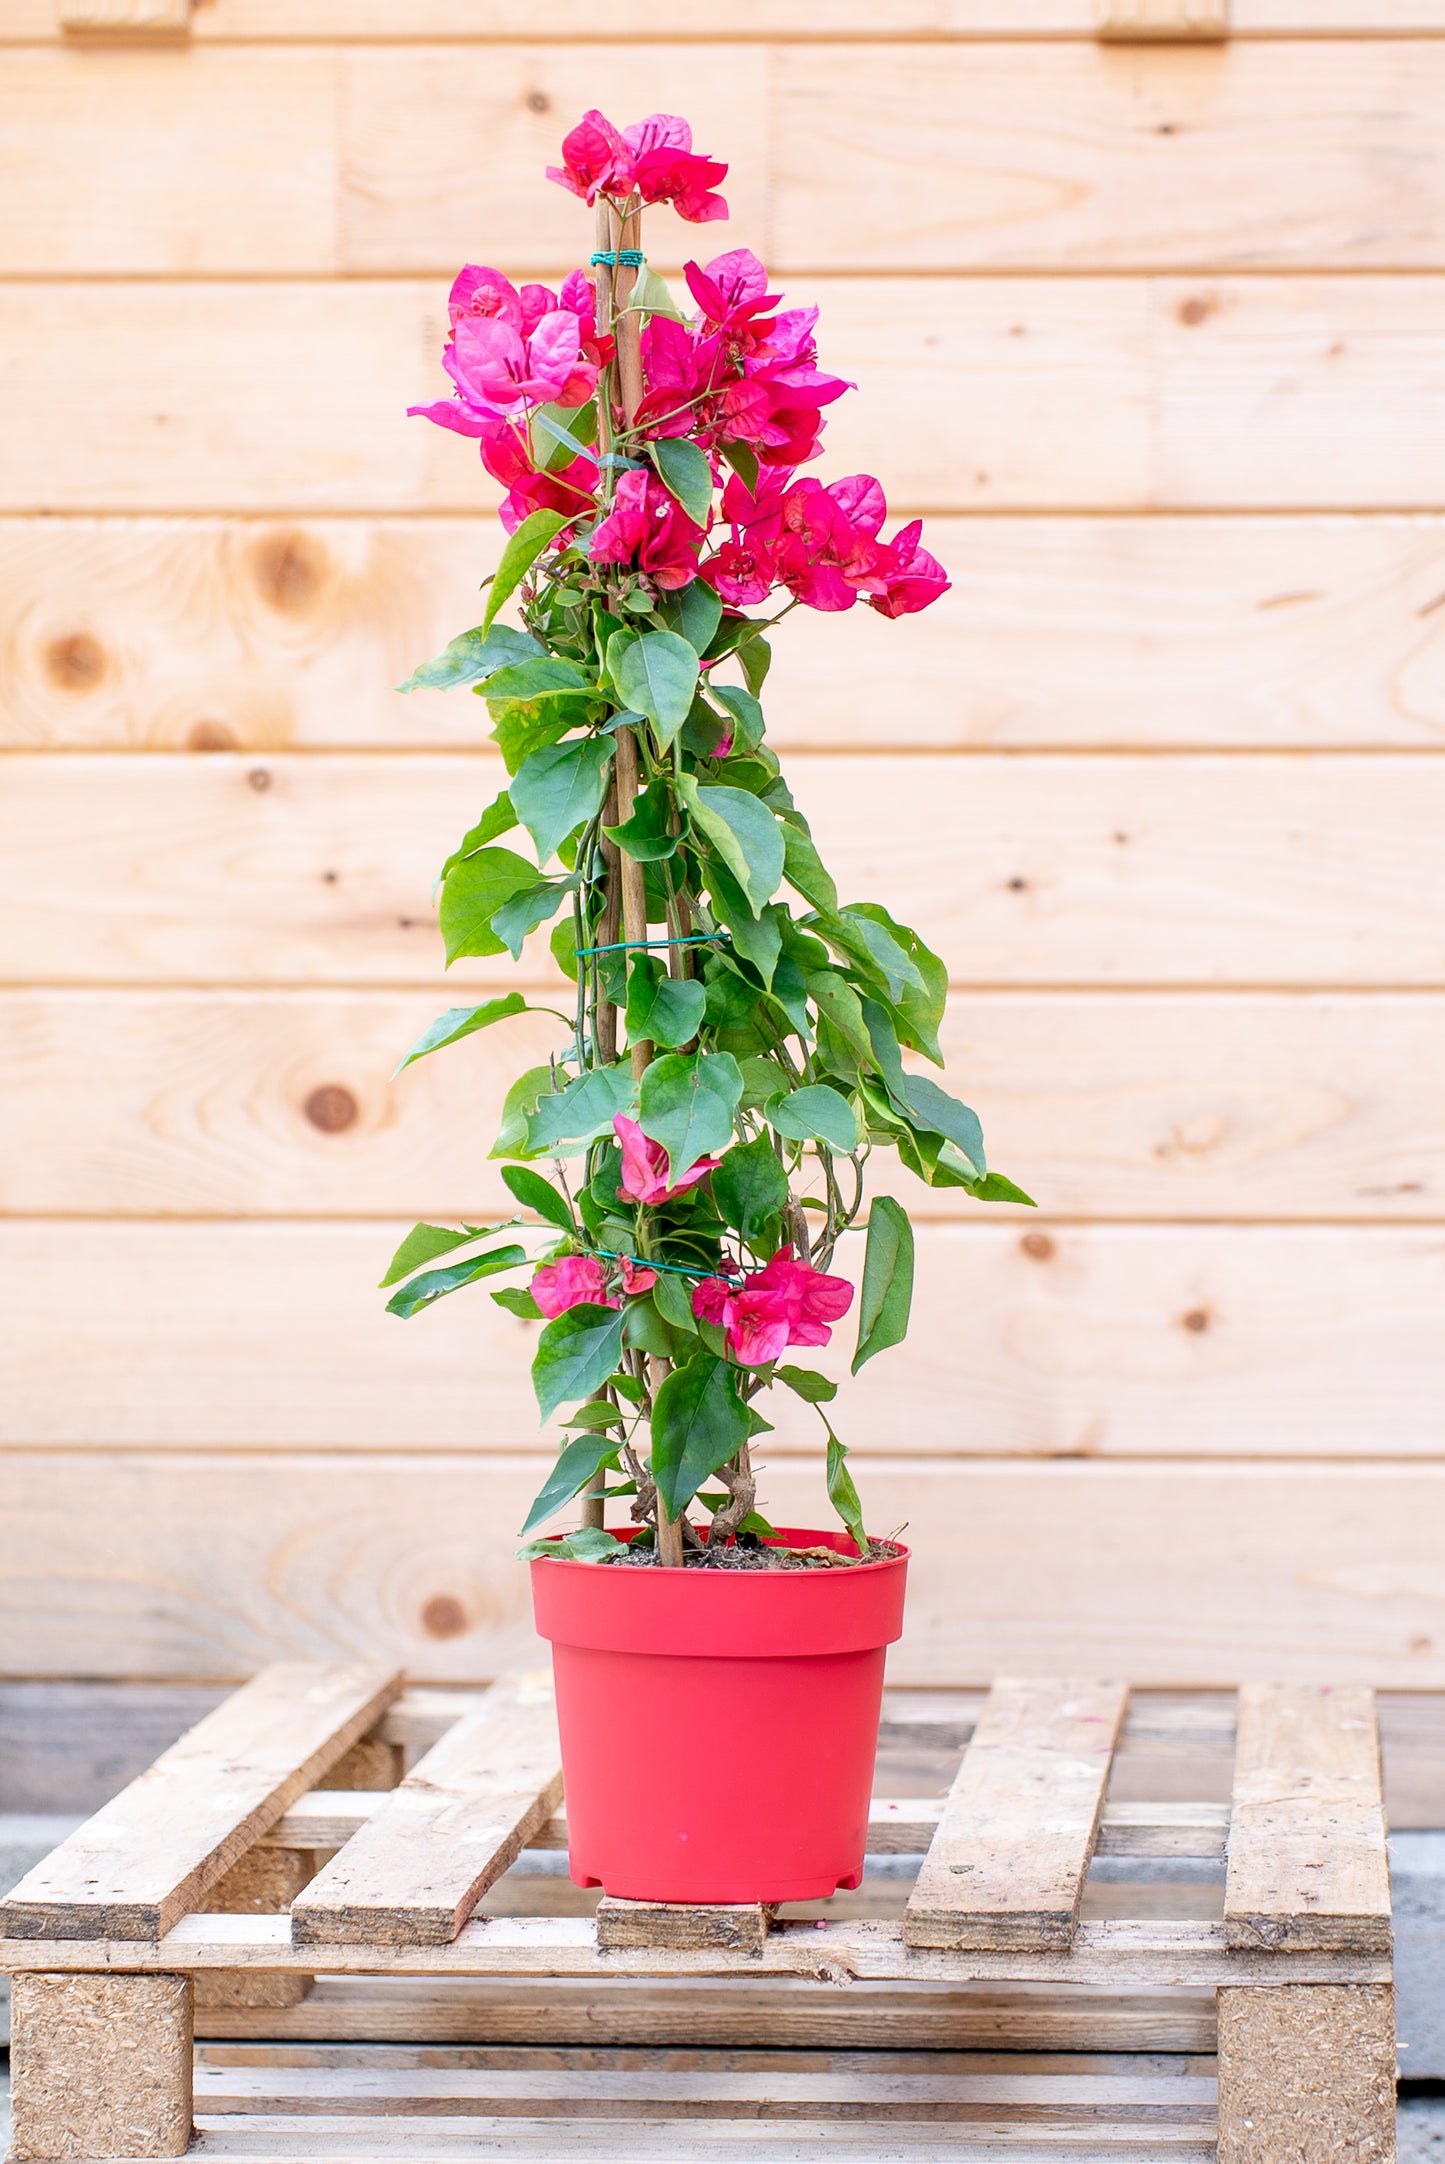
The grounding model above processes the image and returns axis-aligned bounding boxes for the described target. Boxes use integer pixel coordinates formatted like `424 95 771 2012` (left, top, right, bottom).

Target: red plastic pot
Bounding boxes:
530 1527 909 1904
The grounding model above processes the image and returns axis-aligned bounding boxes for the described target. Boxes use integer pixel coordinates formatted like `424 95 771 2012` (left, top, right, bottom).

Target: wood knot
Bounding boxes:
44 632 106 691
1020 1233 1055 1262
250 528 328 614
420 1594 470 1639
247 766 273 793
1181 1307 1211 1334
1177 295 1215 327
188 719 238 752
526 90 551 112
304 1084 358 1133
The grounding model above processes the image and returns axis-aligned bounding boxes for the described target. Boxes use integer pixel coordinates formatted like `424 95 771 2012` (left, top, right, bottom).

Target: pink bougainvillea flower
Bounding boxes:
477 421 598 536
446 264 525 333
589 469 706 591
618 1256 658 1295
531 1254 616 1318
547 110 729 224
690 1245 854 1366
774 474 888 612
866 519 951 617
683 249 779 335
546 109 636 205
409 263 601 444
614 1115 721 1206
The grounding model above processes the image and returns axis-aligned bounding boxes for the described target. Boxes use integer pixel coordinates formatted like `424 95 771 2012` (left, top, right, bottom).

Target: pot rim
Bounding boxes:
530 1524 910 1578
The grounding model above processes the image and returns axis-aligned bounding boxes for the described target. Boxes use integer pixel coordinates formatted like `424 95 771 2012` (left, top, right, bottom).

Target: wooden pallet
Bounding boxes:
0 1666 1396 2161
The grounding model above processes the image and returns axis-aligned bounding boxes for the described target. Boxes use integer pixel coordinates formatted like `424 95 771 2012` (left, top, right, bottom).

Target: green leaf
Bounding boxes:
393 995 528 1077
712 685 765 754
482 508 573 632
624 264 684 320
738 632 771 697
649 436 714 527
679 778 785 916
379 1220 500 1289
707 870 781 985
850 906 948 1066
613 632 700 750
625 955 707 1050
517 1525 627 1562
482 655 591 702
825 1424 867 1557
439 846 539 963
490 873 580 960
510 736 613 865
519 1432 620 1536
493 1284 544 1319
440 794 517 877
806 973 871 1064
531 400 598 474
489 697 583 776
776 1364 837 1404
860 997 909 1096
852 1196 914 1374
561 1400 627 1432
736 1053 787 1111
398 624 541 694
650 1352 751 1521
501 1164 576 1233
782 825 837 914
768 1084 861 1153
658 581 724 656
712 1136 787 1243
838 910 926 1001
966 1169 1037 1207
604 780 677 862
638 1051 744 1180
719 439 759 493
490 1064 556 1160
528 1063 637 1152
385 1243 529 1318
624 1296 675 1359
897 1074 985 1177
651 1268 701 1335
532 1302 628 1421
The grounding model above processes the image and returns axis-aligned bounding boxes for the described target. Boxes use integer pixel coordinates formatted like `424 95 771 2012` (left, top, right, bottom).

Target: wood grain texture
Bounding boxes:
17 1222 1445 1460
7 1 1445 37
13 276 1445 512
0 1663 400 1939
1224 1683 1391 1953
595 1900 778 1954
11 750 1445 988
12 41 1445 274
291 1676 562 1947
9 515 1445 754
905 1679 1127 1950
6 1452 1445 1686
3 989 1443 1221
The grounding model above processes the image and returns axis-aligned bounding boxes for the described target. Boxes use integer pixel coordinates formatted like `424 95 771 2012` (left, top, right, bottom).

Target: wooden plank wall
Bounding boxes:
5 1 1445 1688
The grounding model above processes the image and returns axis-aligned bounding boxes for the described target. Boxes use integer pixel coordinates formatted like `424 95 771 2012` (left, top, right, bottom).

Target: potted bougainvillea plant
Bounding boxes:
387 110 1034 1903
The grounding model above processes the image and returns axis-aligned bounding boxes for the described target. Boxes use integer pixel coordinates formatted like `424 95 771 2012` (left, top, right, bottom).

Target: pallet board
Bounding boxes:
11 751 1445 988
3 988 1442 1221
6 1454 1445 1685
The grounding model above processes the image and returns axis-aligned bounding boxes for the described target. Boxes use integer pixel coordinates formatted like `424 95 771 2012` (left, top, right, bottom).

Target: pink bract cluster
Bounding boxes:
407 109 949 621
692 1246 854 1369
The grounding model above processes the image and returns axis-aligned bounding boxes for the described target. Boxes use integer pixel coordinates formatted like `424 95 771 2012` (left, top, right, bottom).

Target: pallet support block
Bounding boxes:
1216 1982 1397 2164
197 1843 317 2011
10 1971 193 2161
596 1897 778 1954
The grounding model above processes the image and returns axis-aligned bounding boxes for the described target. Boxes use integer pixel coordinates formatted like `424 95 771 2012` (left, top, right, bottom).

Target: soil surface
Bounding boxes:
603 1538 901 1571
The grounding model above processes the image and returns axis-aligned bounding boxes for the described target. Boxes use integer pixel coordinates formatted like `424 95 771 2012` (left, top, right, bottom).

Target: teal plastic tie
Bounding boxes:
590 249 645 268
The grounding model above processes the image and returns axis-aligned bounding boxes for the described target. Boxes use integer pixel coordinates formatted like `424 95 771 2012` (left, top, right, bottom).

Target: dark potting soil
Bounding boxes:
602 1538 902 1571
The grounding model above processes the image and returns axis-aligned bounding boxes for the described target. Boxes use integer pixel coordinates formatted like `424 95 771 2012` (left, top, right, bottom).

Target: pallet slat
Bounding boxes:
290 1676 562 1947
0 1663 401 1940
905 1680 1128 1951
1223 1684 1393 1953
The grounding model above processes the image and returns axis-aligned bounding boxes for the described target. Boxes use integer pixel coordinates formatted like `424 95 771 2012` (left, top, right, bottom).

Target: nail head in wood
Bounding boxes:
1096 0 1228 38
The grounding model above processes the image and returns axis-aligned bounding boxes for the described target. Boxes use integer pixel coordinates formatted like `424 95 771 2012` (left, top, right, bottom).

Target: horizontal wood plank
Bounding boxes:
10 2 1445 37
9 751 1445 988
16 1222 1445 1459
0 1908 1392 1985
9 515 1445 754
2 990 1443 1221
0 1663 401 1939
1223 1683 1392 1952
5 1452 1445 1686
905 1679 1127 1950
12 43 1445 275
291 1676 562 1946
13 277 1445 512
